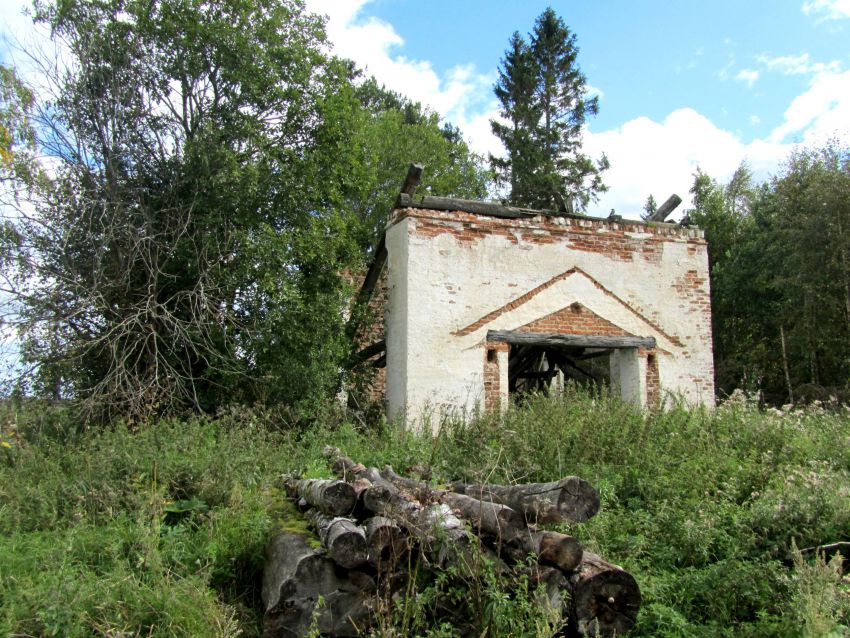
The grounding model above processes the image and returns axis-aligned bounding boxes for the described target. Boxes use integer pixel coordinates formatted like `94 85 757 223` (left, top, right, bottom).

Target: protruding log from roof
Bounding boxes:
487 330 656 350
400 163 423 197
649 194 682 222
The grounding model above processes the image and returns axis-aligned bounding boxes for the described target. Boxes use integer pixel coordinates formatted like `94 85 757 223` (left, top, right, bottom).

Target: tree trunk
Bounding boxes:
365 515 407 569
441 491 526 544
262 531 373 638
288 478 357 517
306 510 368 569
455 476 600 524
568 551 641 638
780 324 794 404
509 529 583 572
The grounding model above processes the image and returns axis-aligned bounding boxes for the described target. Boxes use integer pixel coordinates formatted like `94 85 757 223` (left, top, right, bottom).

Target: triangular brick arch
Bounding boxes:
516 302 634 338
453 266 683 348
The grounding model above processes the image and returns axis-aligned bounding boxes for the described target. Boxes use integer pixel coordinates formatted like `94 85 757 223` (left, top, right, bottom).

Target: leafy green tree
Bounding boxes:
0 65 35 188
1 0 359 419
688 166 773 395
691 146 850 402
756 144 850 394
0 1 489 420
490 8 608 210
350 79 488 253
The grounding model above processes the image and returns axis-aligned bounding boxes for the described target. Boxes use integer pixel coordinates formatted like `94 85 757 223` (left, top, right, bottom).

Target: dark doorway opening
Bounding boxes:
488 329 656 404
507 344 612 396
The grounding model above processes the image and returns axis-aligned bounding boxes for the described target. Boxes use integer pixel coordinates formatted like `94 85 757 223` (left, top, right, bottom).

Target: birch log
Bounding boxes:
262 531 373 638
568 551 641 637
455 476 600 524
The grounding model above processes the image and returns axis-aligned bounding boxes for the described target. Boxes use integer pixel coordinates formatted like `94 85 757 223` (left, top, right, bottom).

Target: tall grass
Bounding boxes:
1 391 848 636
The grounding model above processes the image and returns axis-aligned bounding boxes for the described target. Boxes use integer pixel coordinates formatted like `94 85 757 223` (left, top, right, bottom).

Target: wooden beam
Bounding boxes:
346 235 387 340
397 193 538 219
351 340 386 366
488 330 656 350
400 163 423 197
649 194 682 222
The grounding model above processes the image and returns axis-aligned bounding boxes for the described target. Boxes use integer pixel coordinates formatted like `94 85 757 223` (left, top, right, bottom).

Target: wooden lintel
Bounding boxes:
487 330 656 350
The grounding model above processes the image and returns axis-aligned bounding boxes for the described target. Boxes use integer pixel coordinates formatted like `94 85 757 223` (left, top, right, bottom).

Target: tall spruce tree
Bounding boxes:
490 8 608 210
490 33 541 207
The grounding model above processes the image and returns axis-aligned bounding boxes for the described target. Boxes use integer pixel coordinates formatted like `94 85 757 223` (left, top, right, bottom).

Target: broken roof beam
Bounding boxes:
397 193 538 219
345 235 387 339
487 330 656 350
350 339 386 367
648 194 682 222
400 163 423 197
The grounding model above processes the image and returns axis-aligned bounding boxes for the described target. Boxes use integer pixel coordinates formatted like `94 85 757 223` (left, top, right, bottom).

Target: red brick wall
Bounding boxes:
351 269 388 406
483 342 509 413
645 352 660 407
394 208 704 264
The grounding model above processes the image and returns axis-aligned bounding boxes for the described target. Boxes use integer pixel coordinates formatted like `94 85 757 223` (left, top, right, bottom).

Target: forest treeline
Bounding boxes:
688 146 850 404
0 0 848 422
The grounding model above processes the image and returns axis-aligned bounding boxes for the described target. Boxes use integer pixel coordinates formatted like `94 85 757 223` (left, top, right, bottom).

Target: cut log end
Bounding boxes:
537 531 583 572
321 481 358 516
572 568 641 637
556 476 601 524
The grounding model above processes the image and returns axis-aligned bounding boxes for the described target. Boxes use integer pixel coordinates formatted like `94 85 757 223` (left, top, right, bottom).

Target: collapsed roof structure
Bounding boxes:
352 165 714 430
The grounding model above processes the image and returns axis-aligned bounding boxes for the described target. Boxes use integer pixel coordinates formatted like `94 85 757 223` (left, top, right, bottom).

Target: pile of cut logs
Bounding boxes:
262 448 640 637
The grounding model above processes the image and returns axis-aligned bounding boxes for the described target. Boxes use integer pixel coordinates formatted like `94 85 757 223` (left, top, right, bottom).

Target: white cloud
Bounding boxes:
802 0 850 20
750 115 761 125
768 69 850 142
305 0 499 157
757 52 842 76
584 109 791 219
735 69 760 87
716 56 736 81
586 84 604 100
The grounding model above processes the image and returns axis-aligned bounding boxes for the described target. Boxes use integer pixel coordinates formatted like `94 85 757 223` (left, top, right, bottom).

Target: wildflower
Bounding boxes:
1 441 11 449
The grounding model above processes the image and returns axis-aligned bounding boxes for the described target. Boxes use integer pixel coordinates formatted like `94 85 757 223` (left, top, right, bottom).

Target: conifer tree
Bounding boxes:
490 8 608 210
642 194 658 220
490 32 541 207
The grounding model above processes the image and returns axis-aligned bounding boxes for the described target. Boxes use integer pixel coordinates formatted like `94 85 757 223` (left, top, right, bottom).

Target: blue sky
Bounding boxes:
306 0 850 217
3 0 850 217
362 1 840 139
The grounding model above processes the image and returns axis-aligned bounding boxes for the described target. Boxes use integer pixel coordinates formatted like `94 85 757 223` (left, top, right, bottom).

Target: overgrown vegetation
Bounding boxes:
687 144 850 403
2 390 848 636
0 0 487 421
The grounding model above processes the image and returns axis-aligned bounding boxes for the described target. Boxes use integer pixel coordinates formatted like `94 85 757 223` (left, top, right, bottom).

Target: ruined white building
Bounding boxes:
352 169 714 430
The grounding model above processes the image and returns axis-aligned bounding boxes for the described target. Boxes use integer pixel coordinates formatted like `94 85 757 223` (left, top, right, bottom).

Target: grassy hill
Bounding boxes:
1 391 848 637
